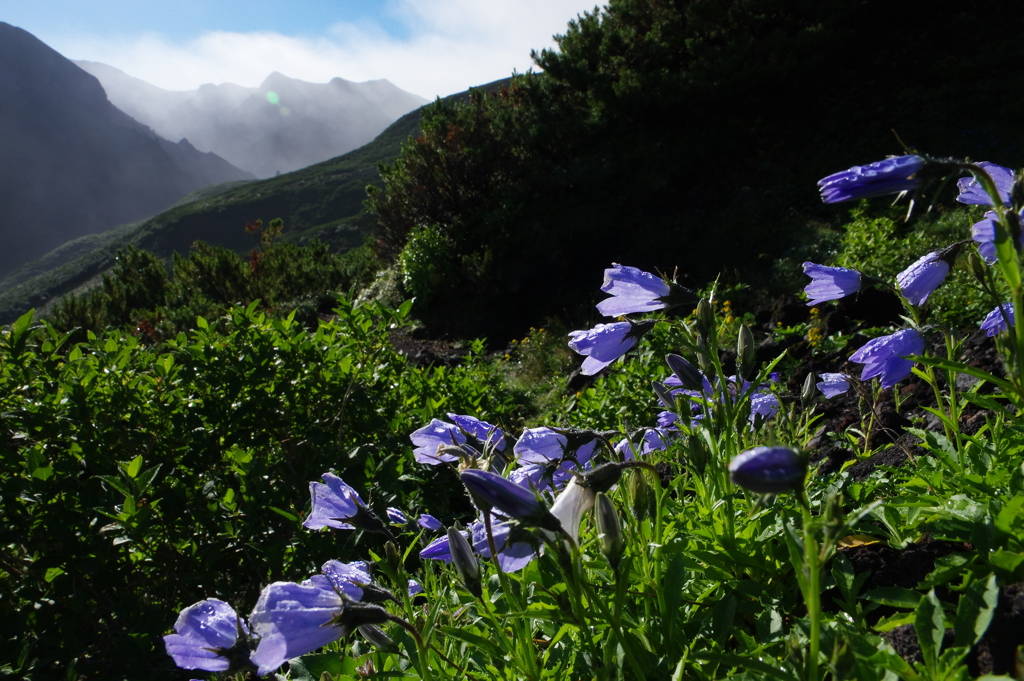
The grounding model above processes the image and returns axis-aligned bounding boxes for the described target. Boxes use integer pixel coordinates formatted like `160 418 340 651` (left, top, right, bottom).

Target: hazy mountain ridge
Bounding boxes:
0 80 510 325
0 22 253 277
77 61 429 178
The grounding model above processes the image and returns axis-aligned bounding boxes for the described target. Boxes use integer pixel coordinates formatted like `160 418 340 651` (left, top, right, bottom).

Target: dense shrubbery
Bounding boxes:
0 299 535 679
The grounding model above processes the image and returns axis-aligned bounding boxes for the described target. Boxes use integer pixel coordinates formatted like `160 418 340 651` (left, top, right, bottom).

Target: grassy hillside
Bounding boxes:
0 81 508 325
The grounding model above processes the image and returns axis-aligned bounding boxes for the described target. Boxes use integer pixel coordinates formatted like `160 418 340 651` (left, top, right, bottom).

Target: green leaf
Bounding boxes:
914 589 945 677
953 573 998 649
437 625 504 658
864 586 923 610
910 355 1014 394
268 506 298 522
126 455 143 479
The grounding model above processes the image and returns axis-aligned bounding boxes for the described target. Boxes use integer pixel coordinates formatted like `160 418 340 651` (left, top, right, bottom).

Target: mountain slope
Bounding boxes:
77 61 429 177
0 22 253 277
0 80 507 324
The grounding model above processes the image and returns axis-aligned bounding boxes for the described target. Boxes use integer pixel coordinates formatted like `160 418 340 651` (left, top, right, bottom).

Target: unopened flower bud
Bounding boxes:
737 325 756 379
384 541 402 574
696 298 716 340
651 380 677 410
665 354 705 391
358 624 399 653
628 468 649 521
728 446 806 494
447 527 481 598
695 336 714 375
687 434 709 476
801 372 817 405
595 493 625 571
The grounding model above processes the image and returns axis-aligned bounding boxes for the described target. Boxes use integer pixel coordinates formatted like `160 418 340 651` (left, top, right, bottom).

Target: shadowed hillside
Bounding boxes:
0 22 253 277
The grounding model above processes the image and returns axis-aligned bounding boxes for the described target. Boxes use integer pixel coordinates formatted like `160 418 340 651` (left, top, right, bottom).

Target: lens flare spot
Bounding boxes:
265 91 280 105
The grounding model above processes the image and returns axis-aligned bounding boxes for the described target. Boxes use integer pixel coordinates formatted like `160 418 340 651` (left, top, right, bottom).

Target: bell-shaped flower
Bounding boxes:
956 162 1014 206
460 469 561 533
513 427 599 489
749 392 781 423
410 413 506 465
417 513 443 531
816 372 851 398
802 262 863 306
817 155 926 204
849 328 925 389
971 211 1023 264
568 319 656 375
981 303 1015 337
595 263 695 317
386 507 408 526
419 529 466 562
164 598 249 672
320 559 372 601
248 581 346 676
407 579 424 597
303 473 362 531
729 446 806 493
896 244 961 306
614 428 669 461
471 520 539 572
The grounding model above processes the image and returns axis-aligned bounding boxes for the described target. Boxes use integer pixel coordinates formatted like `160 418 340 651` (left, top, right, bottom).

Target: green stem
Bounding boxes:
799 499 821 681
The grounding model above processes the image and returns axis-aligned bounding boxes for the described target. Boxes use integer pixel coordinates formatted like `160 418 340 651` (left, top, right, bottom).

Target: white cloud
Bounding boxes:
50 0 599 98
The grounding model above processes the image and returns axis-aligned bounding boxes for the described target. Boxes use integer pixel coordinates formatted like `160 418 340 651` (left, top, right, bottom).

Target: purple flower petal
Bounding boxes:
802 262 863 306
320 559 371 600
981 303 1015 337
956 162 1014 206
817 155 925 204
897 252 949 306
596 263 671 317
163 599 246 672
447 413 506 452
568 322 638 375
729 446 806 493
248 581 345 676
417 514 443 531
410 418 465 465
303 473 363 531
816 373 851 399
849 329 925 388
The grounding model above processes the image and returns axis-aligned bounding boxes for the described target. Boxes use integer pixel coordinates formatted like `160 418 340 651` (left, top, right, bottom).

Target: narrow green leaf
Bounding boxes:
914 589 945 676
953 573 998 649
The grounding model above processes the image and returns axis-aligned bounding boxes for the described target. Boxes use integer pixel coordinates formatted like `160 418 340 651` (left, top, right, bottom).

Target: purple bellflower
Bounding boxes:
568 319 656 375
956 162 1014 206
248 580 346 676
460 469 560 532
164 598 249 672
817 155 926 204
595 263 695 317
749 392 781 423
408 579 424 597
417 514 443 531
386 507 408 526
896 245 961 306
802 262 863 306
972 211 1024 264
596 263 671 316
981 303 1015 337
849 329 925 388
320 559 372 601
409 413 506 466
471 519 539 572
614 429 669 461
729 446 806 494
816 373 851 399
513 427 599 489
303 473 362 531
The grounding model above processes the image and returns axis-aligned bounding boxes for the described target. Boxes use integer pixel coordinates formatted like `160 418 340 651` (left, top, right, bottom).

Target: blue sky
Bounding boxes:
1 0 597 98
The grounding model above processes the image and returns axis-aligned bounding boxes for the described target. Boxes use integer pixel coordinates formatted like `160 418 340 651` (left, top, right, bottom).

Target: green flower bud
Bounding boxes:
447 527 482 598
801 372 817 406
595 493 624 571
628 468 649 521
737 324 756 379
358 624 399 653
696 298 716 339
